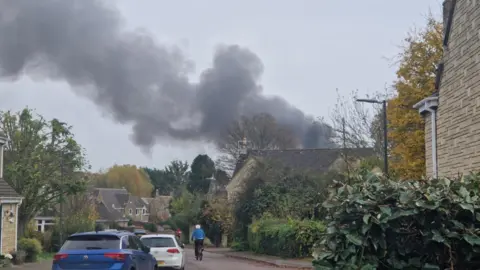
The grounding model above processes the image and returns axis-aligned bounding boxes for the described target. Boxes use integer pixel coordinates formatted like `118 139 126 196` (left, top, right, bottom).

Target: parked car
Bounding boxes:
51 230 157 270
140 234 186 269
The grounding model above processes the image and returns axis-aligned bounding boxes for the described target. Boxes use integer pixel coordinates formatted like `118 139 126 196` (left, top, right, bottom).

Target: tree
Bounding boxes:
216 113 297 172
143 160 189 196
187 154 215 194
330 89 385 150
214 169 230 187
60 185 99 235
387 17 443 179
1 108 88 237
199 195 233 247
93 165 154 197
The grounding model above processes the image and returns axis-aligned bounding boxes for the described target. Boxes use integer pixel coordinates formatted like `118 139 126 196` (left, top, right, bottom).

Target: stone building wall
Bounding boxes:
435 0 480 177
1 203 18 253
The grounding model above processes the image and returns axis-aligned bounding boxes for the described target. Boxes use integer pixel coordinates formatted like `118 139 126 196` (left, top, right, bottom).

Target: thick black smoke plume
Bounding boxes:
0 0 335 149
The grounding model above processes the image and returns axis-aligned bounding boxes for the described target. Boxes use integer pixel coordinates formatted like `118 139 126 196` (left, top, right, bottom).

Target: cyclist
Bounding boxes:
191 224 205 260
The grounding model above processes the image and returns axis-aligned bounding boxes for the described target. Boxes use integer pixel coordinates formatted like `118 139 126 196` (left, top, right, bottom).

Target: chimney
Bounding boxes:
237 136 249 156
0 131 7 179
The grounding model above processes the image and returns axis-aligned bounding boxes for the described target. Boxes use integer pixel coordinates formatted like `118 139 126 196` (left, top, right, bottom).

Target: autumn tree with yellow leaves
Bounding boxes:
387 17 443 179
93 165 154 197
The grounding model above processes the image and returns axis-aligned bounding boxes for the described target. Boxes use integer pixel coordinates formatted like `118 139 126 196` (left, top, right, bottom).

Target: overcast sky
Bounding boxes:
0 0 442 171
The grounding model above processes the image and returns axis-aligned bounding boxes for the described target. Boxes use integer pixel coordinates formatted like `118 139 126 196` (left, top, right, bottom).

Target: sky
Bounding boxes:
0 0 442 171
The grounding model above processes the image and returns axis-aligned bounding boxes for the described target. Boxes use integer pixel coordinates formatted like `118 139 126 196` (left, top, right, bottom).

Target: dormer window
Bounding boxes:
142 208 146 214
129 209 132 215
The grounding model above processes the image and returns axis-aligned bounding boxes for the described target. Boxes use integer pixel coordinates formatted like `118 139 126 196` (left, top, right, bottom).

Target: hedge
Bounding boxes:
248 217 325 258
314 173 480 269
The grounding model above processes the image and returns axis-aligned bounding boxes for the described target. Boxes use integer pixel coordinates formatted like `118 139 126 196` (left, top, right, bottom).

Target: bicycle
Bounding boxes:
194 240 204 261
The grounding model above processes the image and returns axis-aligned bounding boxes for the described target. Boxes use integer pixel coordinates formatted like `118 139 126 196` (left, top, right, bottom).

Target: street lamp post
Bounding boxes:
356 98 389 176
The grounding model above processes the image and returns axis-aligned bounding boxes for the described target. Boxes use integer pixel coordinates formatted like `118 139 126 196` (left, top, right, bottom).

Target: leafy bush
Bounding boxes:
18 238 42 263
143 223 158 232
248 217 325 258
0 254 12 268
41 230 53 252
95 223 105 231
11 250 26 265
314 173 480 269
24 221 43 244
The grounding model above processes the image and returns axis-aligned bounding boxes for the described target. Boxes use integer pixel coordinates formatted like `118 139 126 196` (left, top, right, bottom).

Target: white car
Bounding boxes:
140 234 186 269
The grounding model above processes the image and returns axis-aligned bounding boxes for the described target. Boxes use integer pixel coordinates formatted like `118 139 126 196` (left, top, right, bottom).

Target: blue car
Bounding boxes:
52 230 157 270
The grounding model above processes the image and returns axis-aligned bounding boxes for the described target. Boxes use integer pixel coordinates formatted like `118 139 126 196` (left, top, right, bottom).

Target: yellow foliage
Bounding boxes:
387 18 443 179
202 196 233 234
93 165 154 197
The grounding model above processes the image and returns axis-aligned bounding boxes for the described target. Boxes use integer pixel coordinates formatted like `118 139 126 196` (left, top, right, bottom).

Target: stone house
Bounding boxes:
413 0 480 178
226 148 374 200
91 188 149 227
0 131 23 253
141 191 172 223
35 187 172 231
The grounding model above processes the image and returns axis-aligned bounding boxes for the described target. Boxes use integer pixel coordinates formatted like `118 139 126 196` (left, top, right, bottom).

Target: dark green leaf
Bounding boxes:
464 235 480 246
422 263 440 270
460 203 474 213
346 233 363 246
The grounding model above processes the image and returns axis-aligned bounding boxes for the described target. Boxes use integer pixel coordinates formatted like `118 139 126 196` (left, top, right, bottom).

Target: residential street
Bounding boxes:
17 251 305 270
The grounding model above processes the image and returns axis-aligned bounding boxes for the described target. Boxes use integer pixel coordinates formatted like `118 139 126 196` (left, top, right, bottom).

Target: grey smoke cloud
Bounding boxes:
0 0 335 149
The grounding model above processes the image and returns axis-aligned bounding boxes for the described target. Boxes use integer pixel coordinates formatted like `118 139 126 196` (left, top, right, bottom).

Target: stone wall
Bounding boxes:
435 0 480 177
1 203 18 253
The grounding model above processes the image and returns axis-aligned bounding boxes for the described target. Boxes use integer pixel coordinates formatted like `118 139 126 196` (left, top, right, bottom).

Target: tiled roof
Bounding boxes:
0 178 21 198
233 148 375 176
95 188 129 210
96 201 127 221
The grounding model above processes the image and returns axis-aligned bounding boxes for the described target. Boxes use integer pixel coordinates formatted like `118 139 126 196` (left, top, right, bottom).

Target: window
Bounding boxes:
129 209 132 215
121 236 129 249
142 208 146 214
135 209 139 215
132 236 146 250
61 234 120 250
140 237 176 248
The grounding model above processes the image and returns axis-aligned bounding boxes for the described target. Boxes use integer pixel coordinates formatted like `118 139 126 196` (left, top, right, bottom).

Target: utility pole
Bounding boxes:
382 100 389 176
59 155 64 247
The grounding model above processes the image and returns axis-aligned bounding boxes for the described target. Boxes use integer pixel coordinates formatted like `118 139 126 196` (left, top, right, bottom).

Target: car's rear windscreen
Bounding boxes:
61 234 120 250
141 237 176 248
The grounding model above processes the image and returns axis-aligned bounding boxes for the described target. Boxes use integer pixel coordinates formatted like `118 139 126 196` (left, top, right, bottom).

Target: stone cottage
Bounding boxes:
226 147 374 200
0 131 23 253
414 0 480 178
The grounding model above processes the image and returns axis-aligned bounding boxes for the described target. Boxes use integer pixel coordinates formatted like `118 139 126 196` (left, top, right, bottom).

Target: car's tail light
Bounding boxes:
53 253 68 262
167 248 180 254
104 253 127 261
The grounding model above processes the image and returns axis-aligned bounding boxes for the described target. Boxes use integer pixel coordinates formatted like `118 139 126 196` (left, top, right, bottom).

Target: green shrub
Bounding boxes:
11 250 26 265
41 231 53 252
314 173 480 269
95 223 105 231
248 217 325 258
143 223 158 232
18 238 42 263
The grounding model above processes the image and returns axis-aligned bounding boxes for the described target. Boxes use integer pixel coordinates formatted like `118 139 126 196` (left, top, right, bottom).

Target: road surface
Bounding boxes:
22 251 302 270
187 251 300 269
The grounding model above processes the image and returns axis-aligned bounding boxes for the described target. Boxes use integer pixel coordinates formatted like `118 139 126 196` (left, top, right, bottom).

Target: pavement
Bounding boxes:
13 248 313 270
